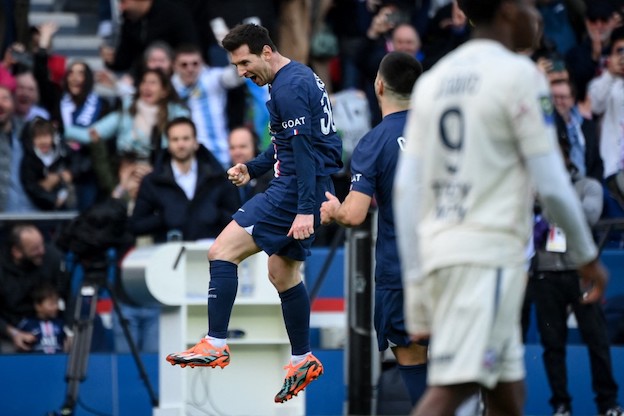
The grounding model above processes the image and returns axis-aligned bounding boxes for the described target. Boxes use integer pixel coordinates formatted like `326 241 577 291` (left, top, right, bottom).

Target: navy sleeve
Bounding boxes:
246 146 275 179
292 134 316 214
349 134 377 197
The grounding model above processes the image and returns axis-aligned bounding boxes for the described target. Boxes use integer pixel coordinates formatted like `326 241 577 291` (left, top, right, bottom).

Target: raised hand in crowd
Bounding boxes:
37 22 59 50
367 5 399 40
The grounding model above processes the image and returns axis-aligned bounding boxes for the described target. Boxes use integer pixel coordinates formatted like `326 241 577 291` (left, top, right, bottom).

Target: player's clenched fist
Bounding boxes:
227 163 251 187
320 191 340 225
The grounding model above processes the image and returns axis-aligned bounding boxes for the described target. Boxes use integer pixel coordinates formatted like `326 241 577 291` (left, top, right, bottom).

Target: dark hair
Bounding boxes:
379 51 423 98
144 41 174 62
29 117 55 139
6 223 39 251
130 68 182 134
166 116 197 138
610 26 624 51
222 24 276 55
551 78 577 99
62 61 95 108
174 43 203 59
457 0 504 24
32 281 59 305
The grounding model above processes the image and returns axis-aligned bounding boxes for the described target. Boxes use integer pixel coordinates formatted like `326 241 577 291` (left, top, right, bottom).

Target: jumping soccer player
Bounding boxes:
165 23 342 403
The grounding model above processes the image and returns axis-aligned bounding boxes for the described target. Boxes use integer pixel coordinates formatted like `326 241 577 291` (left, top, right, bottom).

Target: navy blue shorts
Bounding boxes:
233 176 335 261
374 288 412 351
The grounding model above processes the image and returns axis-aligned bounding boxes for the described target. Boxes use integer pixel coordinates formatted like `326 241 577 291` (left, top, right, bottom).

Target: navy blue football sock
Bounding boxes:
207 260 238 339
398 363 428 405
279 282 311 355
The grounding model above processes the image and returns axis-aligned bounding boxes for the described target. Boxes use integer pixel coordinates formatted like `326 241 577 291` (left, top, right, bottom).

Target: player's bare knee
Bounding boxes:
207 240 234 262
267 265 300 292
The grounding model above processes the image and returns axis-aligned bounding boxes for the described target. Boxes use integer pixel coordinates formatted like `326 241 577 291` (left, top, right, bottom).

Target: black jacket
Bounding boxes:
129 145 239 242
20 133 76 211
0 244 69 338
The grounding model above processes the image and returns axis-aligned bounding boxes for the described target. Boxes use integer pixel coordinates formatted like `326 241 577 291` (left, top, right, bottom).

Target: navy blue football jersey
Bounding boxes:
17 317 65 354
350 111 408 290
252 61 342 214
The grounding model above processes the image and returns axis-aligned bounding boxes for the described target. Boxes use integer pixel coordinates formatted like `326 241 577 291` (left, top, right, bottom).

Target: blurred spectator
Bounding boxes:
228 125 272 204
16 281 68 354
179 0 278 66
97 0 114 39
172 43 243 169
13 70 50 127
58 61 113 211
588 27 624 210
392 23 422 58
101 0 199 76
97 40 175 98
20 118 76 211
536 0 585 56
278 0 313 64
30 22 63 124
530 138 622 416
30 22 67 88
0 224 69 353
309 0 338 93
0 43 23 92
326 0 367 91
143 41 174 77
420 0 470 70
64 68 189 164
27 22 105 212
243 77 271 150
358 4 419 124
129 117 238 242
0 84 37 212
0 0 30 58
532 23 572 85
64 69 188 218
565 0 619 102
551 79 603 182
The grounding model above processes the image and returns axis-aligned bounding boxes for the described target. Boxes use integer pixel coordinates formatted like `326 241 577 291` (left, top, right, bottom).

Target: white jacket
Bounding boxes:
588 70 624 178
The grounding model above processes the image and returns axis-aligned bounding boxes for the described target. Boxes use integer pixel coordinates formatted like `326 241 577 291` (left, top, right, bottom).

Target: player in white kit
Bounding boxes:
393 0 609 414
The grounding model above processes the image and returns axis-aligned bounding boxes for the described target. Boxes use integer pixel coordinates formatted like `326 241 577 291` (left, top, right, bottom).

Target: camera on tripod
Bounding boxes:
50 199 158 416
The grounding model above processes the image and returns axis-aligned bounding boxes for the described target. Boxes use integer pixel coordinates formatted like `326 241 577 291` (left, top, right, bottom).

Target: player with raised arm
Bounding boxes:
320 51 428 406
165 23 343 403
393 0 608 414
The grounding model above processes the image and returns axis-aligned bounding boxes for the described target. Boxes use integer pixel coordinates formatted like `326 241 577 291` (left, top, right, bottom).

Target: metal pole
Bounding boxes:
346 211 376 415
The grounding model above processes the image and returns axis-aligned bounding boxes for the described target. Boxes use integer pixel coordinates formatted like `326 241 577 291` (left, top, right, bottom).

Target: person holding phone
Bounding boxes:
589 27 624 211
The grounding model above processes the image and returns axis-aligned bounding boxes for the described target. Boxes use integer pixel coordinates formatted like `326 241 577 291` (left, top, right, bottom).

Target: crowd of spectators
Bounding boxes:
1 0 624 377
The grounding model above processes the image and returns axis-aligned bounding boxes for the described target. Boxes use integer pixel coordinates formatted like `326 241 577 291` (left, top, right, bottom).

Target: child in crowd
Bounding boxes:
20 117 76 210
16 282 67 354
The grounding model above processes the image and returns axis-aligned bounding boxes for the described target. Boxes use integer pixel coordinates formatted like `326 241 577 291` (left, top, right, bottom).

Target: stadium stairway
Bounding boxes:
28 0 103 71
